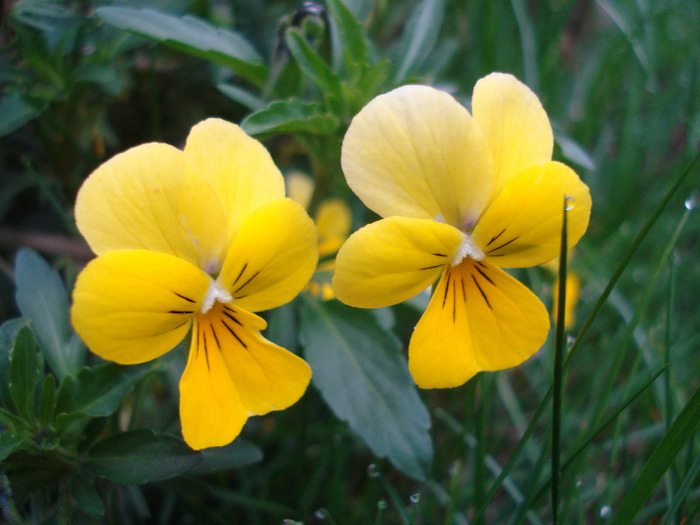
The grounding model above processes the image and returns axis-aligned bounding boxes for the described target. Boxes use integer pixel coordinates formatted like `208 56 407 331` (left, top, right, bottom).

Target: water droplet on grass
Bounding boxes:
565 195 575 211
409 492 421 504
314 508 328 520
367 463 380 478
600 505 612 519
685 195 697 210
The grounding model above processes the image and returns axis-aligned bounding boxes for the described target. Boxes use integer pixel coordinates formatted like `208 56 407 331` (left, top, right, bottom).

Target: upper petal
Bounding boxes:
409 260 549 388
332 216 465 309
471 161 592 268
472 73 553 199
217 198 318 312
184 118 286 244
75 143 229 271
342 85 495 227
71 250 211 365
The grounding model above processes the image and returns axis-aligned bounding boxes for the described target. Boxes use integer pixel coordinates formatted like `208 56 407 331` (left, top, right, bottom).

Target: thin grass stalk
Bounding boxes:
472 151 700 522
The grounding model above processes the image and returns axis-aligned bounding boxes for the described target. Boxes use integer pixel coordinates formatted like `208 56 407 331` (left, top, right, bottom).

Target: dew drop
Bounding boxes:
409 492 421 504
600 505 612 519
684 195 697 210
314 508 328 520
566 334 576 349
282 520 303 525
575 478 583 488
367 463 380 478
565 195 575 211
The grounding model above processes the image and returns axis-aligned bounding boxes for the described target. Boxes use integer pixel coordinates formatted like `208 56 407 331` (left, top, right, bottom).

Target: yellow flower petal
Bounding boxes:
71 250 211 365
342 85 495 227
554 273 580 330
179 316 248 450
472 72 553 198
218 198 318 312
332 216 465 308
316 198 352 257
75 143 229 271
201 303 311 415
471 161 591 268
409 260 550 388
184 118 286 244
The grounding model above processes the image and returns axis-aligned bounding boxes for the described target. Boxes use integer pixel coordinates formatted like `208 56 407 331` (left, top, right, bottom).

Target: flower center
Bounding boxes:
200 281 233 314
451 234 485 266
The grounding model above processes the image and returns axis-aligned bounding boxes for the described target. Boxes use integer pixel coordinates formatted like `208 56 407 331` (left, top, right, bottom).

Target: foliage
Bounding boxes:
1 0 699 523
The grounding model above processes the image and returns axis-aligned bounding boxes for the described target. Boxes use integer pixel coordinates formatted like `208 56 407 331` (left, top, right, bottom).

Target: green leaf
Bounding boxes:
609 385 700 524
554 132 596 171
0 430 24 462
14 248 85 379
189 439 263 474
300 299 432 481
71 362 155 417
241 99 340 136
285 28 342 104
95 7 267 86
38 374 57 425
0 318 31 410
217 82 264 111
70 474 104 517
0 94 41 137
86 429 202 485
8 327 41 421
394 0 446 82
325 0 371 75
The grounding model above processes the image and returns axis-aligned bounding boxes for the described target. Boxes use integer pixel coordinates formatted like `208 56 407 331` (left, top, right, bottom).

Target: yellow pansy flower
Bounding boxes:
332 73 592 389
542 257 581 330
286 172 352 300
71 118 318 449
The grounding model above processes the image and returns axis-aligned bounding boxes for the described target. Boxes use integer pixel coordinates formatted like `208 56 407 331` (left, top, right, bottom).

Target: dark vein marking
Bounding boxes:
432 252 448 257
460 277 467 302
172 320 190 330
202 330 211 370
486 228 506 247
233 270 260 295
442 273 451 308
168 310 193 314
211 325 221 350
472 275 492 310
173 292 195 303
487 236 520 253
222 320 247 348
452 278 457 323
231 263 248 287
476 260 488 269
419 264 443 271
222 309 243 326
474 265 495 286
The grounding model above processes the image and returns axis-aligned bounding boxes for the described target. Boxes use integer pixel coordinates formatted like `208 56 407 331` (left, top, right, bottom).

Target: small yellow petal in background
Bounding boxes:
316 198 352 257
554 273 580 330
218 198 318 312
332 216 465 309
409 260 549 388
75 143 229 272
286 171 314 210
199 303 311 416
342 85 495 227
472 161 591 269
472 72 553 198
71 250 211 365
185 118 286 244
179 316 248 449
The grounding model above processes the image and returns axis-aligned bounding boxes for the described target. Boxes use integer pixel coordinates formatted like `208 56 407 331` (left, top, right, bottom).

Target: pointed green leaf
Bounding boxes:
325 0 370 74
189 439 263 474
217 82 264 111
300 299 432 481
394 0 446 82
0 94 41 137
14 248 85 379
70 474 104 517
86 429 202 485
0 429 24 462
38 374 57 425
8 327 41 421
95 7 267 86
0 318 31 410
241 99 340 136
285 28 342 104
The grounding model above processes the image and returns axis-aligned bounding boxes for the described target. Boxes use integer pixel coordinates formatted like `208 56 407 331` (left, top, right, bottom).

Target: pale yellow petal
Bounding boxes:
471 161 591 268
75 143 228 271
217 198 318 312
342 85 495 227
286 172 314 209
71 250 211 365
184 118 285 243
332 216 465 309
409 260 549 388
179 316 248 449
316 198 352 256
472 72 553 197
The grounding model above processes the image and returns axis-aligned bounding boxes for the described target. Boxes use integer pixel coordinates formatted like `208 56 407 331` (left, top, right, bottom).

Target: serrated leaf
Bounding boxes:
9 327 41 421
95 7 267 86
285 28 342 105
325 0 371 75
14 248 85 379
71 362 155 417
0 318 31 410
189 439 263 474
241 99 340 136
86 429 202 485
394 0 446 82
300 299 432 480
0 429 24 462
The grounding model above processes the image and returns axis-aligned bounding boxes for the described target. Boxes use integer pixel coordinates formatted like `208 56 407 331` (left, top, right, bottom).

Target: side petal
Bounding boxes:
316 198 352 257
75 143 229 271
203 303 312 416
217 199 318 312
472 73 553 197
409 260 549 388
71 250 211 365
179 316 248 449
332 216 465 309
472 161 592 268
184 118 285 243
342 85 495 227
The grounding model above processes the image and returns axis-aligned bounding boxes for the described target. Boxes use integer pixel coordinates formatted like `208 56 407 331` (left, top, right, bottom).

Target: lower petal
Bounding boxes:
409 260 549 388
71 250 211 365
